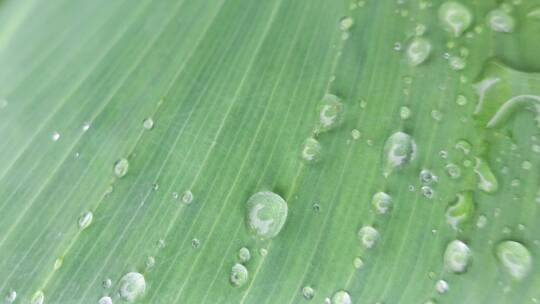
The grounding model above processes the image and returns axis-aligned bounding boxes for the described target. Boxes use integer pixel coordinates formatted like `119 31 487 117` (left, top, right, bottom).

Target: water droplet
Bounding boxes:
393 42 402 51
98 296 113 304
435 279 449 294
152 183 159 191
301 137 322 162
331 290 352 304
431 110 443 121
415 24 427 36
114 158 129 178
446 192 474 230
312 203 321 213
438 1 473 37
487 9 515 33
302 286 315 300
246 191 288 240
473 157 498 193
400 106 411 119
78 211 93 230
54 257 63 270
31 291 44 304
339 16 354 31
444 240 471 273
5 290 16 303
143 118 154 130
317 94 344 133
52 131 60 141
421 186 434 199
358 226 379 248
238 247 251 263
476 215 488 228
382 131 417 177
521 161 532 170
372 192 393 214
82 122 91 132
191 238 200 248
448 56 466 70
259 248 268 257
455 139 472 154
445 163 462 179
406 37 432 66
145 256 155 269
496 241 532 280
353 257 364 269
181 190 193 204
103 278 112 289
230 263 248 287
351 129 361 140
420 169 438 185
118 272 146 302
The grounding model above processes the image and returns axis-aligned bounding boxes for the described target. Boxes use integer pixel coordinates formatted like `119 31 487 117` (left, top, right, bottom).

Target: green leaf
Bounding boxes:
0 0 539 303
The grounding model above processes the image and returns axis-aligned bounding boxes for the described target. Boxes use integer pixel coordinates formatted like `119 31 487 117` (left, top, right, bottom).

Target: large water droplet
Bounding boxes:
331 290 352 304
114 158 129 178
406 37 432 66
118 272 146 302
446 192 474 230
444 240 471 273
382 131 417 177
358 226 379 249
438 1 473 37
230 263 248 287
301 137 322 162
246 191 288 240
371 192 393 215
473 157 498 193
496 241 532 280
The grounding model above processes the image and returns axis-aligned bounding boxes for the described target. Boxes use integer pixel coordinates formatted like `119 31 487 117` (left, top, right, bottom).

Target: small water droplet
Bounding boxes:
312 203 320 213
238 247 251 263
445 163 462 179
353 257 364 269
406 37 432 66
78 211 93 230
52 131 60 141
103 278 112 289
521 161 532 170
331 290 352 304
5 290 16 303
448 56 466 70
118 272 146 302
444 240 471 273
317 94 344 133
393 42 402 51
246 191 288 240
230 263 248 287
351 129 361 140
456 95 467 106
98 296 113 304
54 257 63 270
382 131 417 177
191 238 200 248
435 280 449 294
31 291 44 304
421 186 434 199
438 1 473 37
496 241 532 280
476 215 488 228
358 226 379 248
431 110 443 121
259 248 268 257
302 286 315 300
473 157 498 193
143 118 154 130
400 106 411 119
181 190 193 204
372 192 393 215
487 9 515 33
420 169 438 185
82 122 91 132
339 16 354 31
301 137 322 162
145 256 155 269
114 158 129 178
446 192 474 230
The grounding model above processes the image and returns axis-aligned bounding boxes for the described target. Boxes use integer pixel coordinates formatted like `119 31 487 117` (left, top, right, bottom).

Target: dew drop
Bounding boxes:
82 122 91 132
351 129 361 140
371 192 393 215
446 192 474 230
238 247 251 263
52 131 60 141
301 137 322 162
317 94 344 133
419 169 438 185
181 190 194 205
143 118 154 130
435 280 449 294
302 286 315 300
438 1 473 37
145 256 155 269
473 157 498 193
358 226 379 249
496 241 532 280
118 272 146 302
5 290 16 303
54 257 63 270
487 9 515 33
444 240 471 273
103 278 112 289
445 163 462 179
98 296 113 304
114 158 129 178
339 16 354 31
191 238 200 249
400 106 411 119
476 215 487 228
353 257 364 269
448 56 466 71
230 263 248 287
332 290 352 304
259 248 268 257
421 186 434 199
78 211 93 230
382 131 417 177
31 291 44 304
246 191 288 240
406 37 432 66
